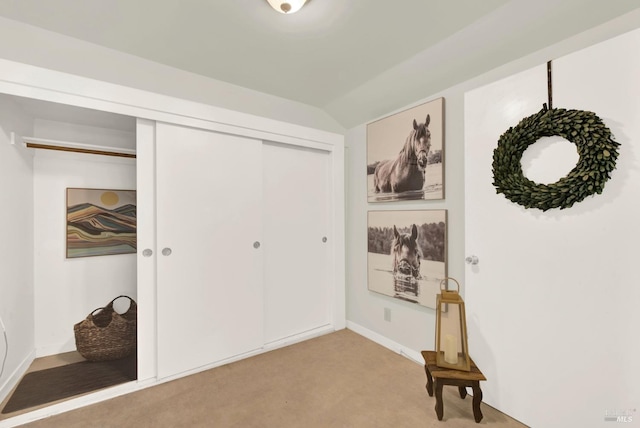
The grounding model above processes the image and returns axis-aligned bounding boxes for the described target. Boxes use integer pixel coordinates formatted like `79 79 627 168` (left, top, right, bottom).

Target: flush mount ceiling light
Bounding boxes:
266 0 308 14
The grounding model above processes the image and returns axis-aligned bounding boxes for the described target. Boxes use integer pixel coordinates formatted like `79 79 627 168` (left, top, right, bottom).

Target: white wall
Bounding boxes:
34 119 135 150
345 13 640 366
0 95 34 402
0 16 344 135
32 120 137 356
345 102 461 361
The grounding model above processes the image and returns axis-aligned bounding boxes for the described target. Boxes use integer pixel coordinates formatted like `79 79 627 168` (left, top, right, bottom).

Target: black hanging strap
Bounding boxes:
547 60 553 110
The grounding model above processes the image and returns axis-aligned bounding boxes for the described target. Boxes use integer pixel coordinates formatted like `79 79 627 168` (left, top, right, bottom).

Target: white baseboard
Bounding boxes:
156 324 336 384
35 342 76 358
0 349 36 405
346 321 423 365
346 323 477 398
264 324 335 351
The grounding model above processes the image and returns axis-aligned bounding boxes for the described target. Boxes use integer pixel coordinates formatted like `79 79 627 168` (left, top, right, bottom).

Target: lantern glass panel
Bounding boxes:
441 303 462 364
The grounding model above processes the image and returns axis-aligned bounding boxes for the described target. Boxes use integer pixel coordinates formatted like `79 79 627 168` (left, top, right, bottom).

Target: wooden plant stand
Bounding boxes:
421 350 487 423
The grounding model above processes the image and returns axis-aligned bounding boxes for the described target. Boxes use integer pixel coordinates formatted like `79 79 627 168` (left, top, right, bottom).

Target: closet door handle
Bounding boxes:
162 247 172 256
142 249 153 257
253 241 261 249
465 255 479 265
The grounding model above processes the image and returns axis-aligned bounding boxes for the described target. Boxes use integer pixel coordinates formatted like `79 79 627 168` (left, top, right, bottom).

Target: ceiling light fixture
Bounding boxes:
266 0 308 14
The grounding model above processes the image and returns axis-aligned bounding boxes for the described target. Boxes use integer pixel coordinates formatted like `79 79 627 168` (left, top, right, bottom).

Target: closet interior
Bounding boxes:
0 93 138 418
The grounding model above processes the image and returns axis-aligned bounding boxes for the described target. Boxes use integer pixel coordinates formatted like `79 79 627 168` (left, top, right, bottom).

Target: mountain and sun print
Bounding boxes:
66 188 137 258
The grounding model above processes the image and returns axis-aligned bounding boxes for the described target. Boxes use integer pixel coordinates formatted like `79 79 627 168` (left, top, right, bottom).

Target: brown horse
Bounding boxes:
374 115 431 193
391 224 421 279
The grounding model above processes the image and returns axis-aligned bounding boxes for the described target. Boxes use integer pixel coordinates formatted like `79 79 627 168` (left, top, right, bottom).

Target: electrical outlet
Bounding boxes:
384 307 391 322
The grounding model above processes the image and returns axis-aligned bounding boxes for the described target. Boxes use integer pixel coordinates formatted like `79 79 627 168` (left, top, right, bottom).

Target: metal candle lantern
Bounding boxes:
435 277 471 371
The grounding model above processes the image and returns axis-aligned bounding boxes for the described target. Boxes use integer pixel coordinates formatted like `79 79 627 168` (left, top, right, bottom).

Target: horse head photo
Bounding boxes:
367 209 447 308
373 114 432 194
391 224 422 279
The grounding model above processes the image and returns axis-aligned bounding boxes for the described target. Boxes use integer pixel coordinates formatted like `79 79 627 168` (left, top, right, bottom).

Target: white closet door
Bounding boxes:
263 142 332 344
156 122 263 379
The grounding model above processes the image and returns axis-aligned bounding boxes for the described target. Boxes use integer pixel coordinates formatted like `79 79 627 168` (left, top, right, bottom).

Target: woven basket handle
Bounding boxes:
89 307 105 318
108 295 137 314
109 295 135 305
87 306 114 328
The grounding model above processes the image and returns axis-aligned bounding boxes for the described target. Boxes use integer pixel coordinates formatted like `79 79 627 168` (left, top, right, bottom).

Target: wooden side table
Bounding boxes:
421 350 487 423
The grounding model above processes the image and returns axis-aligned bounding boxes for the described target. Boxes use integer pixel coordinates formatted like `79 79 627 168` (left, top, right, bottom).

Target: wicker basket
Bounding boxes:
74 295 137 362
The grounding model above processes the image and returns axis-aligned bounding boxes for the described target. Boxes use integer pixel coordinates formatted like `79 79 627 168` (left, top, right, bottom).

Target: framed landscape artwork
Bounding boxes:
367 209 447 309
367 97 444 202
66 188 137 258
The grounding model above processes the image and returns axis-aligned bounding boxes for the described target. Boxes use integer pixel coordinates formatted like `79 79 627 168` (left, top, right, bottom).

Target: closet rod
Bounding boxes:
23 137 136 159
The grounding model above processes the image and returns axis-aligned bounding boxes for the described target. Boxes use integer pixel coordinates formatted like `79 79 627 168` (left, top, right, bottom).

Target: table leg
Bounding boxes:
458 386 467 399
424 365 434 396
471 381 483 423
434 379 444 421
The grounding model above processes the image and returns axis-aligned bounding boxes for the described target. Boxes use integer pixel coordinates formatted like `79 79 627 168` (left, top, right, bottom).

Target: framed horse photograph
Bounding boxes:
367 209 447 309
367 97 444 202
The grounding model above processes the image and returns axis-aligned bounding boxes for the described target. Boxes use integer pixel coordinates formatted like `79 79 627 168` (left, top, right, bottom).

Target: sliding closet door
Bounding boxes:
263 142 332 343
156 122 263 379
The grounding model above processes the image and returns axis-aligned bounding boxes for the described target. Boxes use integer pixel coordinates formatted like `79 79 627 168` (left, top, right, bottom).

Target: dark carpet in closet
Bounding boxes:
1 354 136 414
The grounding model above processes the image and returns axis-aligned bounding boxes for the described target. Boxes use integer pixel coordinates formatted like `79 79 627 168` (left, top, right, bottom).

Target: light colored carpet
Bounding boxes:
18 329 527 427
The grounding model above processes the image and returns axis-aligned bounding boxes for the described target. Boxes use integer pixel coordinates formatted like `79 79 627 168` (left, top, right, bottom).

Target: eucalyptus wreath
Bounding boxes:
492 106 620 211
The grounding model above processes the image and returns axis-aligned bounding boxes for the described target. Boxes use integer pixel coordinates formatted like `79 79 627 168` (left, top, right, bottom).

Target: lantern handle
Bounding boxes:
440 277 460 293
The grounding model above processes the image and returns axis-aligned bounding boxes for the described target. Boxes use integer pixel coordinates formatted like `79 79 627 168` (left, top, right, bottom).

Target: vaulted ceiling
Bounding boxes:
1 0 639 129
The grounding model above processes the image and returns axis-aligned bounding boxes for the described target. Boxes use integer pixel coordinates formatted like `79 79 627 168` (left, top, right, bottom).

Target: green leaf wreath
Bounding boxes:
492 106 620 211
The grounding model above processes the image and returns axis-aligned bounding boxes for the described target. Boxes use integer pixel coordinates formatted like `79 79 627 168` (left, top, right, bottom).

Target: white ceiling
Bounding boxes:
1 0 639 129
12 95 136 132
